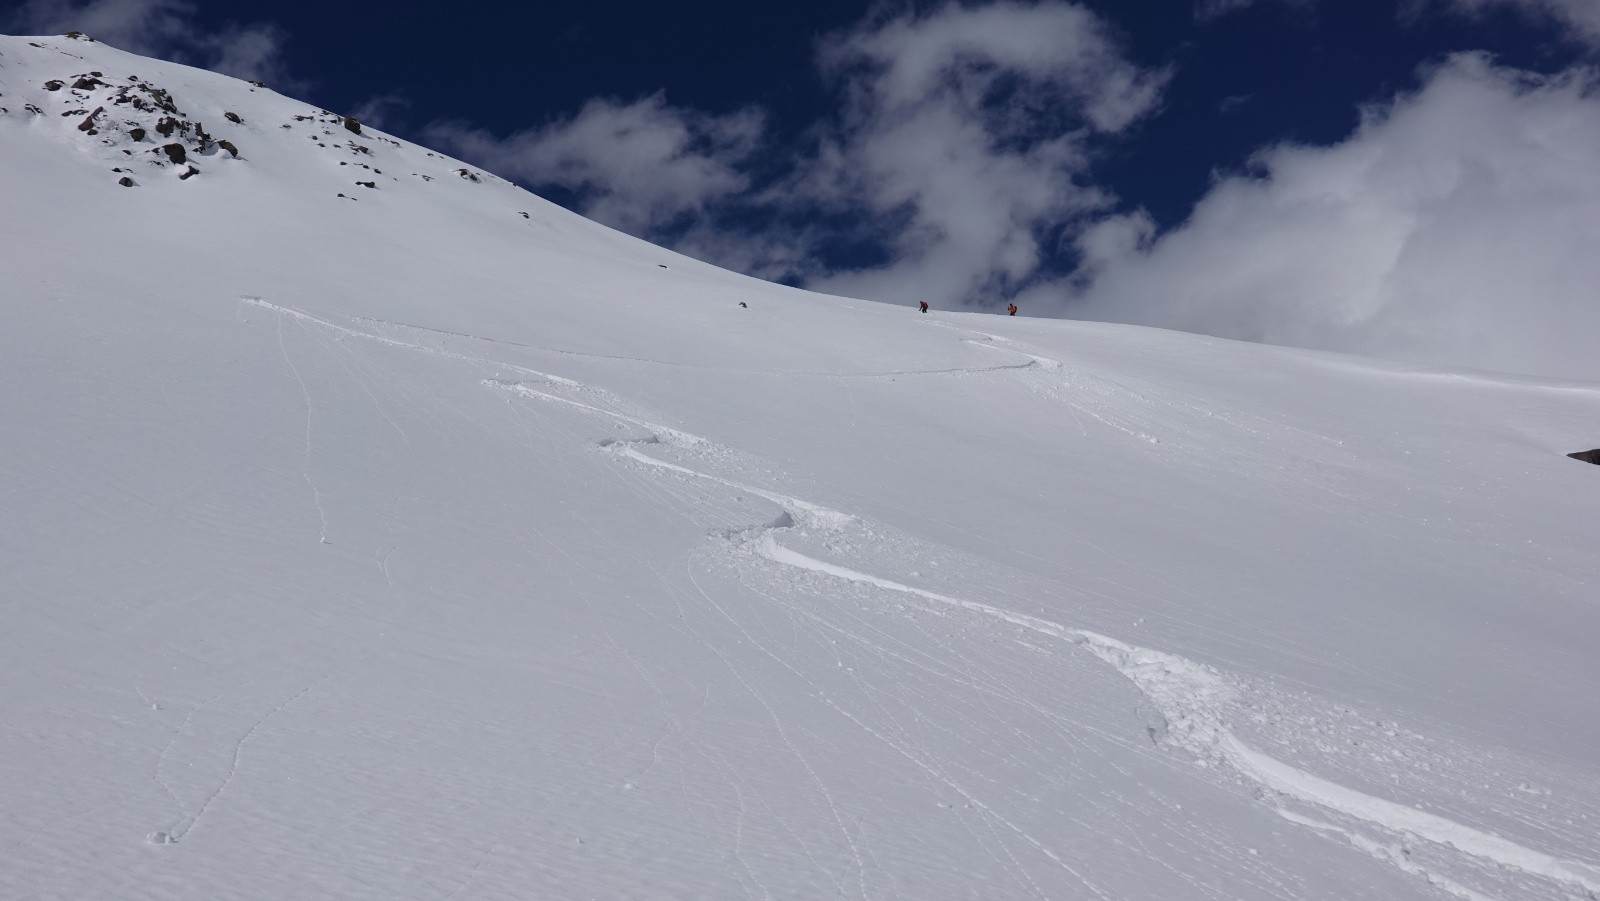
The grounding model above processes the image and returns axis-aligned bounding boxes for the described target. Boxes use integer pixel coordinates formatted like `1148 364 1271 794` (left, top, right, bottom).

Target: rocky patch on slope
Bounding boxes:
5 37 246 187
4 32 555 220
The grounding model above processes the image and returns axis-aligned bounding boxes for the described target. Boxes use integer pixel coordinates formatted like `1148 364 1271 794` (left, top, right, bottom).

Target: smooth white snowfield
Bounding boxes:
3 34 1599 900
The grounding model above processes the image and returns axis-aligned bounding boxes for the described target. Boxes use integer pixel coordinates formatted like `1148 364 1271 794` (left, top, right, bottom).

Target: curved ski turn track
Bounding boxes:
237 296 1599 901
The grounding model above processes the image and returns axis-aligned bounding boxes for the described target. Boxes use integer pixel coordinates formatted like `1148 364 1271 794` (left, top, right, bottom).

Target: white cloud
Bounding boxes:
817 2 1166 133
9 0 292 85
424 2 1166 310
201 21 289 84
1194 0 1314 23
1067 53 1600 379
793 1 1169 308
348 93 411 132
1425 0 1600 48
10 0 186 51
426 95 764 235
671 220 818 283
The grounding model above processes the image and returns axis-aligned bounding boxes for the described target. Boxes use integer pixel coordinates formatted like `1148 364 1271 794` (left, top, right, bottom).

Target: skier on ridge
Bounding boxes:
1006 303 1018 316
918 300 929 313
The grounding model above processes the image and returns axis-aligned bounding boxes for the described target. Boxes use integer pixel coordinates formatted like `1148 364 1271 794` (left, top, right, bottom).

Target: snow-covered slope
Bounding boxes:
4 33 1599 900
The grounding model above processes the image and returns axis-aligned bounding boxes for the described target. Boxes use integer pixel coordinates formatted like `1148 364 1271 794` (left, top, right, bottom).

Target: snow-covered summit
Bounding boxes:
4 32 1600 900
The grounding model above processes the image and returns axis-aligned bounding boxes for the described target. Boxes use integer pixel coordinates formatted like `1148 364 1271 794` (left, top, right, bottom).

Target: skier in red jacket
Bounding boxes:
918 300 929 313
1006 303 1018 316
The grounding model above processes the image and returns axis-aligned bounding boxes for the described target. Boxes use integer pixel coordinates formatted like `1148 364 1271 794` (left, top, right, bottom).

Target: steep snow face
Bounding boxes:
4 33 1600 901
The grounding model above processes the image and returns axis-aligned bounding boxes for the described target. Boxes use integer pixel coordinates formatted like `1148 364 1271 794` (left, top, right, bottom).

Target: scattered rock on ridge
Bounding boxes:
76 106 103 132
342 116 362 135
160 143 186 164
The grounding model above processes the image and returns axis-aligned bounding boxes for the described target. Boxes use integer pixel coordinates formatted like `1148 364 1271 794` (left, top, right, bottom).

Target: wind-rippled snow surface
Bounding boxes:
3 33 1598 900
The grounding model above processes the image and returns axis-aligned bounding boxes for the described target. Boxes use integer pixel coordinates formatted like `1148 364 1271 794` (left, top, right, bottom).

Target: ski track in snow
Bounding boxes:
343 309 1041 379
274 315 331 545
244 296 1600 900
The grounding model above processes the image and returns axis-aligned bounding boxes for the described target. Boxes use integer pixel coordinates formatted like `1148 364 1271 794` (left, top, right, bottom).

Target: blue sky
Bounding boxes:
9 0 1600 377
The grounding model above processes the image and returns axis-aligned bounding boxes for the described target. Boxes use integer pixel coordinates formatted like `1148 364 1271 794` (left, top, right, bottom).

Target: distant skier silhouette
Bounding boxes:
1006 303 1018 316
918 300 929 313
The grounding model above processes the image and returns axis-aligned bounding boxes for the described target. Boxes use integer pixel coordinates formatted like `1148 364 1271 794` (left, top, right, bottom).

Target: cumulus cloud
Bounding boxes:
1424 0 1600 48
792 1 1170 307
1194 0 1314 23
9 0 293 85
348 93 411 132
1067 53 1600 379
429 2 1166 308
426 95 764 235
11 0 186 51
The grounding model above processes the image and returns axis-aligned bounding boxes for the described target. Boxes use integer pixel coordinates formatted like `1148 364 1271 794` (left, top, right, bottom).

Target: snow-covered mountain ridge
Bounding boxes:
4 33 1599 900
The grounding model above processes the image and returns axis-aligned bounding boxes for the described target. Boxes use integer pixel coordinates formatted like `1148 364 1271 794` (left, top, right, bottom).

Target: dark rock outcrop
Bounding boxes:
343 116 362 135
217 139 238 158
224 110 241 124
118 176 134 187
160 142 186 164
1569 449 1600 465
